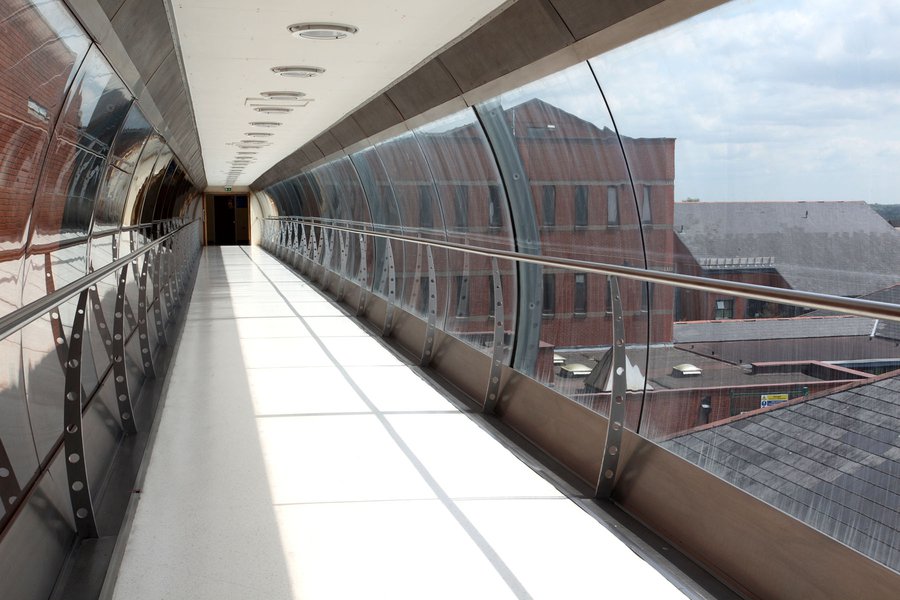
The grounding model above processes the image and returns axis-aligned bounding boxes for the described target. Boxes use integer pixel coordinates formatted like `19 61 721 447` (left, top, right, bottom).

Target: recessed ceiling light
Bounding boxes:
244 132 273 137
271 66 325 78
249 121 282 128
254 106 293 114
260 91 306 100
288 23 358 40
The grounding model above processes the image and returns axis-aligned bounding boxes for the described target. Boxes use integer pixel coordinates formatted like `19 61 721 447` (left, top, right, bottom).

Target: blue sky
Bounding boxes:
589 0 900 203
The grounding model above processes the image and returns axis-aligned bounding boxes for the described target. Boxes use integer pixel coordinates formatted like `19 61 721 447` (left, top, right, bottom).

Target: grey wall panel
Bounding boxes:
302 143 325 163
550 0 663 40
331 117 367 149
99 0 126 20
386 58 464 120
351 95 404 138
438 0 573 91
313 131 343 157
110 0 174 81
145 52 181 115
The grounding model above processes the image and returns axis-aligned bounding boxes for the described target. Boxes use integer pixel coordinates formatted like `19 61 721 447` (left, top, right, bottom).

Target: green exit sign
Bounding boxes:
225 186 232 192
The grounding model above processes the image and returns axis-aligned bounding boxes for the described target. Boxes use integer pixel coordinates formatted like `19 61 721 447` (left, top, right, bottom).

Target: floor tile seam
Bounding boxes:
240 246 534 600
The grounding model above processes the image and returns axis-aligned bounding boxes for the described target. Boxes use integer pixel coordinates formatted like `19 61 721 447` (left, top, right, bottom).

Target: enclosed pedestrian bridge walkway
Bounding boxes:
1 1 900 599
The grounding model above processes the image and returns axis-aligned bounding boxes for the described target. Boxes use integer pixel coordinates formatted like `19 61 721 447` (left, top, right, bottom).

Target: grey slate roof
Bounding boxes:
674 316 878 343
675 201 900 296
807 283 900 341
664 376 900 573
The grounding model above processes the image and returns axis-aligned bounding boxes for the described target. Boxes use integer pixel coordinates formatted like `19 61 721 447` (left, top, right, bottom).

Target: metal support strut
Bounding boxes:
596 276 627 498
356 234 368 317
63 290 99 538
421 246 437 366
382 241 396 336
113 265 138 435
483 258 505 413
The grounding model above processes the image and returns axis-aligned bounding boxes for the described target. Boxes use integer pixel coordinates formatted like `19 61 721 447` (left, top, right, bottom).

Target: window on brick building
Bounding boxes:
418 185 434 228
542 273 556 316
607 187 619 226
418 275 430 313
454 185 468 229
604 278 612 314
488 185 501 228
574 273 587 315
575 186 588 227
455 275 469 317
641 282 654 312
641 186 652 224
715 298 734 319
488 274 495 316
542 185 556 226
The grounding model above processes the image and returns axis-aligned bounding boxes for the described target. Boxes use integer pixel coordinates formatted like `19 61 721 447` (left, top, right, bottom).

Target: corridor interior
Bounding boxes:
108 246 688 599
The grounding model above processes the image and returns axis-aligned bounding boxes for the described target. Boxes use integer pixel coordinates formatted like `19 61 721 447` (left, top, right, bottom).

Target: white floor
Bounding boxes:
110 246 689 600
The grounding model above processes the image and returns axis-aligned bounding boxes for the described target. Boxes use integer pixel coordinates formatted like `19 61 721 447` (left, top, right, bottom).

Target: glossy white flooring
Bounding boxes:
111 246 688 600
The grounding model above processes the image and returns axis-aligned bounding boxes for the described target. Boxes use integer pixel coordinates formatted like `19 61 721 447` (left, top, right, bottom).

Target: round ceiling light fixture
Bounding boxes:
244 132 273 137
271 65 325 78
260 91 306 100
288 23 358 40
249 121 282 128
254 106 293 115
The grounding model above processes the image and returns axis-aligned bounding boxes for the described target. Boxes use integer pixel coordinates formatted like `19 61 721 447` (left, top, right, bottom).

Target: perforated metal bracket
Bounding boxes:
0 437 22 516
356 234 368 317
63 289 99 538
299 223 308 265
336 231 349 301
308 227 318 279
112 266 138 435
160 241 176 324
291 223 302 269
382 242 396 337
149 249 168 348
321 228 334 289
137 253 156 378
596 276 627 498
483 258 505 414
421 246 438 366
87 283 112 363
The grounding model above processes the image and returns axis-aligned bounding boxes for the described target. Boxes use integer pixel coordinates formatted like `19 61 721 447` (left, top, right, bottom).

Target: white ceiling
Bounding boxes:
171 0 509 188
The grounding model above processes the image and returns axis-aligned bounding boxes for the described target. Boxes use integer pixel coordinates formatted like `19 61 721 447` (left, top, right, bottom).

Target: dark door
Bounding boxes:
214 195 236 245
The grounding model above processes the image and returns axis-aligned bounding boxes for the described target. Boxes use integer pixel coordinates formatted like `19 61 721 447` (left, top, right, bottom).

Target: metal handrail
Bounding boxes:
0 220 198 342
266 216 900 323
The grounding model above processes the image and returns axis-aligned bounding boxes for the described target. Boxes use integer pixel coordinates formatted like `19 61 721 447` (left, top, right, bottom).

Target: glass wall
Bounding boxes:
261 0 900 574
0 0 200 543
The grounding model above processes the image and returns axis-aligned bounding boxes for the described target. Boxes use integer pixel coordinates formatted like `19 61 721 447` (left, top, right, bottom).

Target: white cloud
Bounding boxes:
588 0 900 203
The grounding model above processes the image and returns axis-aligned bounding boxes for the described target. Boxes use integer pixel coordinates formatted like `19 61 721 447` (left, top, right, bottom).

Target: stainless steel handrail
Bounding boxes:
0 220 198 342
266 216 900 323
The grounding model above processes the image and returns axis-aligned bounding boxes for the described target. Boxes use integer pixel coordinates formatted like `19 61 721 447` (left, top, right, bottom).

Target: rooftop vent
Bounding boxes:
672 363 702 377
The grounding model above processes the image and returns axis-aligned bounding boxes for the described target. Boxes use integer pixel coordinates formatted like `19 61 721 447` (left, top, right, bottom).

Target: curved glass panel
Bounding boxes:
308 158 372 281
486 62 648 419
589 0 900 573
122 135 163 228
372 131 448 318
415 109 517 357
0 0 90 318
350 148 408 303
109 103 151 173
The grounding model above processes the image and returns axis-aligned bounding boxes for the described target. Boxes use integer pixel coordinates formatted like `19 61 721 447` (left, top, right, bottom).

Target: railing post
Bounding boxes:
596 276 627 498
421 246 438 366
138 252 156 378
381 242 397 336
63 289 99 538
113 265 138 435
483 258 505 414
356 233 368 317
